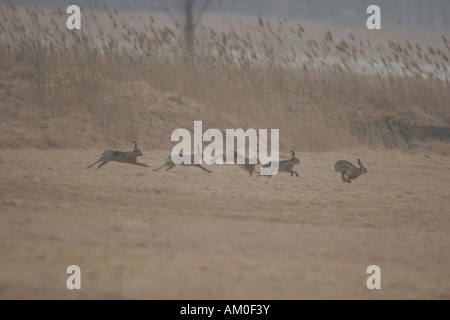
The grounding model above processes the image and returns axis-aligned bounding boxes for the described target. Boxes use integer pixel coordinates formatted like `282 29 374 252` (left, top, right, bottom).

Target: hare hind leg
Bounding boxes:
97 158 110 169
195 164 212 173
154 161 169 171
341 172 351 183
86 157 103 169
165 163 176 172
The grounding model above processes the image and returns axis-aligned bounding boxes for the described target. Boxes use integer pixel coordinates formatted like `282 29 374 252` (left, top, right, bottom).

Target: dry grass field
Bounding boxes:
0 3 449 299
0 148 449 299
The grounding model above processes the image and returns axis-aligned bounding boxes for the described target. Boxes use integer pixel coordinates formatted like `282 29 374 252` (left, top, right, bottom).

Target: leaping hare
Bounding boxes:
86 141 149 169
333 158 367 183
212 150 260 176
153 145 212 173
260 149 300 178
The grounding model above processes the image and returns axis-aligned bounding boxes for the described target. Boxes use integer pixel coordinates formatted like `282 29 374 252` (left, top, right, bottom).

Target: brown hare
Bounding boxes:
86 141 149 169
212 150 260 176
333 158 367 183
154 145 212 173
259 149 300 178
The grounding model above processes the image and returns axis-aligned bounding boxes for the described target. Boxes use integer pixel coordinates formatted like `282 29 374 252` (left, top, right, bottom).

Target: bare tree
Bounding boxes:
154 0 212 52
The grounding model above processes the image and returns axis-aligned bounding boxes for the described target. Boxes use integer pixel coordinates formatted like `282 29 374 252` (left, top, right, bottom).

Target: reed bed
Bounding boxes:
0 2 449 151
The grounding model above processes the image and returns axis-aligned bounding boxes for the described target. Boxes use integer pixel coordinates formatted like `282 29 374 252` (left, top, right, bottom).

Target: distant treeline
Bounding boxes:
8 0 449 29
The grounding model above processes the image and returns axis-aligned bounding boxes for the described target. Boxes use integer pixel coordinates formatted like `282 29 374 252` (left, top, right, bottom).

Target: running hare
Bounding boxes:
260 149 300 178
153 145 211 173
86 141 149 169
212 150 260 176
333 158 367 183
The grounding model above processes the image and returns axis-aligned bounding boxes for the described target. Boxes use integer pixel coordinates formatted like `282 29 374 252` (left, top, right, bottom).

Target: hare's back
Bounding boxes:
334 160 354 172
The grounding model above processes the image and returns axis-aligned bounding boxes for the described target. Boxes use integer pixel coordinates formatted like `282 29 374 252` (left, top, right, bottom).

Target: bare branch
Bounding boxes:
154 0 179 26
193 0 212 28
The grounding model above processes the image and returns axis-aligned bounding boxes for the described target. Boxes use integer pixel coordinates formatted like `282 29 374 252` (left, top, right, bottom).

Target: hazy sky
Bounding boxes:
5 0 450 30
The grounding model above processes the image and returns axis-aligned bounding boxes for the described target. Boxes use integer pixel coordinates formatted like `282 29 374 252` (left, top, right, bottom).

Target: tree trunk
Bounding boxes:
185 0 194 52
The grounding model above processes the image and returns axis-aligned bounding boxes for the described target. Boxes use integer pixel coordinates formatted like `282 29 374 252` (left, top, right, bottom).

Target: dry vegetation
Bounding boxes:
1 148 450 299
1 2 449 300
0 2 449 151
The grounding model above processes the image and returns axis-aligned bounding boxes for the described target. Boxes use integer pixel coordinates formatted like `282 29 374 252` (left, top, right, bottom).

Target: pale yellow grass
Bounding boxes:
0 148 449 299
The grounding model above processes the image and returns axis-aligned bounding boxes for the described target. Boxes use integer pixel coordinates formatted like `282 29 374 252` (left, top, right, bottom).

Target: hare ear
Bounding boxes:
290 149 295 158
132 141 137 148
358 158 362 166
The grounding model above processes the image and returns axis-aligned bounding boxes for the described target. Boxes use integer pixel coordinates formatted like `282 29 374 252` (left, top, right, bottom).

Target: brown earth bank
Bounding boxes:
0 148 449 299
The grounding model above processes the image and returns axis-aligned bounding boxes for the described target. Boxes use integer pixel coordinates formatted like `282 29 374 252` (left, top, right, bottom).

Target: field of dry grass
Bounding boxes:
0 3 449 299
1 4 449 151
0 148 449 299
